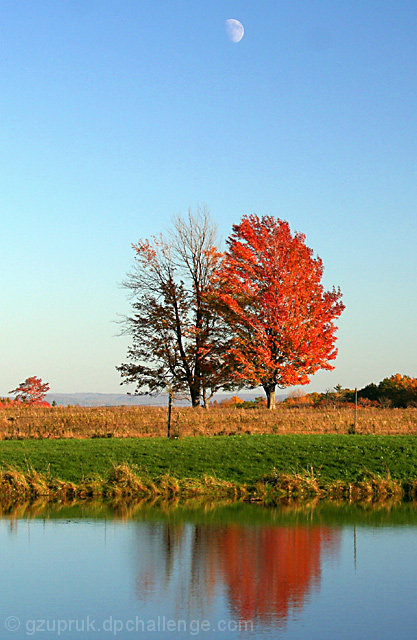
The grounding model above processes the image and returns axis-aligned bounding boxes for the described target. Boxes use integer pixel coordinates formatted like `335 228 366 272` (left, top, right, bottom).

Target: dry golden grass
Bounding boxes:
0 404 416 439
0 462 415 510
0 464 244 504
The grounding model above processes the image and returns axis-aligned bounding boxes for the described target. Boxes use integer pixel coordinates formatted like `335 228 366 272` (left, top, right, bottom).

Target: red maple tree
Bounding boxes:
9 376 50 405
215 215 345 408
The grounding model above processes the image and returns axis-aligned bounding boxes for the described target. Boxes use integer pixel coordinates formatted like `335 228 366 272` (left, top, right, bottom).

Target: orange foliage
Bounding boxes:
0 398 21 409
220 395 244 407
215 215 344 406
389 373 417 389
0 398 50 409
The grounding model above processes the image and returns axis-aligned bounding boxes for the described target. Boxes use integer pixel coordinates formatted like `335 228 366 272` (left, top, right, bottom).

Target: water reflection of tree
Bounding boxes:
134 522 340 626
134 523 184 603
135 523 220 617
216 525 340 623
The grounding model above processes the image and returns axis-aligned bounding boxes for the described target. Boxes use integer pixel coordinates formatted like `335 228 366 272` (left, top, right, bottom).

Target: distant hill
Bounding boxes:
46 391 286 407
46 393 171 407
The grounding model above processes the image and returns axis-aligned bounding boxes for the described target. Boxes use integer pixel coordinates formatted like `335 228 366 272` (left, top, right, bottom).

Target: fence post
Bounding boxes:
167 388 173 438
354 387 358 432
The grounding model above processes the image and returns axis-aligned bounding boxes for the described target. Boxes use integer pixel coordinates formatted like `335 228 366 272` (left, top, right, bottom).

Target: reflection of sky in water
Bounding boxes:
0 518 416 639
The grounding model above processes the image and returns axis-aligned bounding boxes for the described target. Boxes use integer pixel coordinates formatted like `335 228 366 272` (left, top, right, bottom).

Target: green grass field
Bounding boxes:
1 434 417 485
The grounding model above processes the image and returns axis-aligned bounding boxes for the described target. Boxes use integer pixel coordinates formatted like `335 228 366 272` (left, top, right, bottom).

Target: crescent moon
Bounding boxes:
225 19 244 43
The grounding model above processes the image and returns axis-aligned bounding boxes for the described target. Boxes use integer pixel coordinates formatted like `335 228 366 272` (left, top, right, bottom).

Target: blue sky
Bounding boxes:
1 0 416 395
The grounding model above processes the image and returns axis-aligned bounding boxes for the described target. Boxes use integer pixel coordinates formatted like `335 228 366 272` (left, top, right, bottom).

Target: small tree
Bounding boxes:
9 376 50 404
214 215 345 409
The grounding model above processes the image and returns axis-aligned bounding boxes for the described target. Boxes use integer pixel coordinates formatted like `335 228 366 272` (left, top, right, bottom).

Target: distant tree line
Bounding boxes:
283 374 417 409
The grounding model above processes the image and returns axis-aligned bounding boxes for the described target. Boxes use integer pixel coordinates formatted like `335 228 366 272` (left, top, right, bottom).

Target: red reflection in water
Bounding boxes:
218 526 340 622
135 523 341 627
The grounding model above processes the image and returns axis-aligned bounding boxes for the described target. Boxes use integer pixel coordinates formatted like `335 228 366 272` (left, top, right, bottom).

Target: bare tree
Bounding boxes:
117 208 230 407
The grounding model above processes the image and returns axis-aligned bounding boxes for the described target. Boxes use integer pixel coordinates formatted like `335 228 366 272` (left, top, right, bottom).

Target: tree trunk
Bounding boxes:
201 387 208 409
190 386 201 408
263 384 276 410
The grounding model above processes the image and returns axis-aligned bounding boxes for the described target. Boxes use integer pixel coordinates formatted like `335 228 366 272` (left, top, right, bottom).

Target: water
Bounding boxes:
1 502 417 639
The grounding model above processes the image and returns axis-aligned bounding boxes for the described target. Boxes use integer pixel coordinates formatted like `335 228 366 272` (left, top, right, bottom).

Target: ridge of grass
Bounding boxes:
0 462 414 506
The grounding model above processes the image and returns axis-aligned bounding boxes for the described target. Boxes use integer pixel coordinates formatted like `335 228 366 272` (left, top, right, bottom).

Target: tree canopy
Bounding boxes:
214 215 345 408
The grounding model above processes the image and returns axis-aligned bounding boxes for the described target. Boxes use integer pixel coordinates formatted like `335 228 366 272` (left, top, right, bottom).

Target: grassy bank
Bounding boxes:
1 434 417 503
1 405 416 439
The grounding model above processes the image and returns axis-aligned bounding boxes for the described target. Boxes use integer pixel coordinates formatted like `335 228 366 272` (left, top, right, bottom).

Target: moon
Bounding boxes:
225 18 244 43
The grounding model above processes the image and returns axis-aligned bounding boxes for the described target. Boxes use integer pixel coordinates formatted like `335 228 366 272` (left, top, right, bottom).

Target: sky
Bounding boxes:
1 0 416 396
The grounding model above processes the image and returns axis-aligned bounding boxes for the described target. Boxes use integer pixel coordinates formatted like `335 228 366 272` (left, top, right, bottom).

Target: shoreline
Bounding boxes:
1 462 416 505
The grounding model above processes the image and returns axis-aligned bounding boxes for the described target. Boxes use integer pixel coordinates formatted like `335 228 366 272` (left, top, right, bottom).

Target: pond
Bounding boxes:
1 501 417 639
